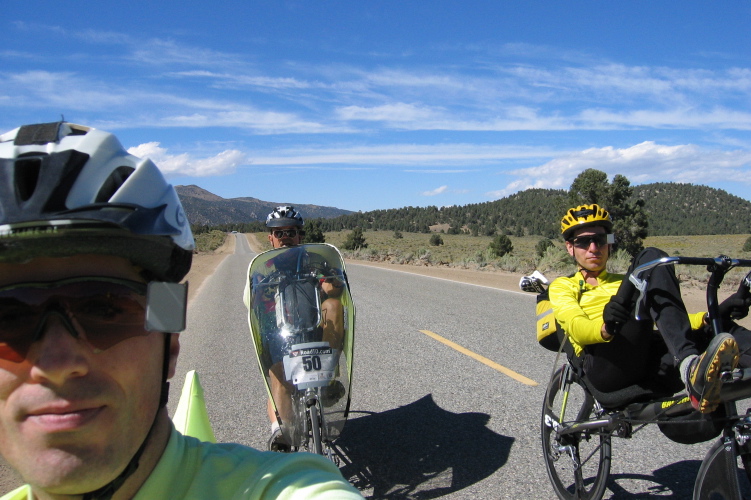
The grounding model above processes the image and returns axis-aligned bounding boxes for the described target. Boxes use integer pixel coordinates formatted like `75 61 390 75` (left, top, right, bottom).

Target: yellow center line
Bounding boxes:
420 330 538 386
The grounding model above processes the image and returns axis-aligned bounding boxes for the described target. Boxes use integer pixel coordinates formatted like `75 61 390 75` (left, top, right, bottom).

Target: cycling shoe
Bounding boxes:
268 428 292 452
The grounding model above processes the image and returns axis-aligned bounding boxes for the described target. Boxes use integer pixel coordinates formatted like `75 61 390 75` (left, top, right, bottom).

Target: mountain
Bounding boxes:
175 185 353 226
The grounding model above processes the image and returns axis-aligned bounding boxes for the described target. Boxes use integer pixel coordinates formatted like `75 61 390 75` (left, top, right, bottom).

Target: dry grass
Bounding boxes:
248 230 751 289
313 230 751 288
194 230 229 253
644 234 751 288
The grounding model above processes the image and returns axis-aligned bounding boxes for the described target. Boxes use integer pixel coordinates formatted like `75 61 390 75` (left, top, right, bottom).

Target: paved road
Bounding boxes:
171 234 746 499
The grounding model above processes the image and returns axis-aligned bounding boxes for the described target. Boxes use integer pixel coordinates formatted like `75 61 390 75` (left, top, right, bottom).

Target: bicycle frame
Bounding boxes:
540 255 751 500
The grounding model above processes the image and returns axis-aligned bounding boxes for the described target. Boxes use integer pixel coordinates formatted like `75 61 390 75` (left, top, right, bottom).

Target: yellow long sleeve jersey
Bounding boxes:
548 270 705 357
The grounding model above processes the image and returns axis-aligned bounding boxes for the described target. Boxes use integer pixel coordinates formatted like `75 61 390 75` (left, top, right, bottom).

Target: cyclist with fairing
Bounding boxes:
255 206 345 452
549 204 751 414
0 122 361 499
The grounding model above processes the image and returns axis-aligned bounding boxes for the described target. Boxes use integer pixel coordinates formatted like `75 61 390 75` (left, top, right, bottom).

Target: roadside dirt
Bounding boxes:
184 233 235 302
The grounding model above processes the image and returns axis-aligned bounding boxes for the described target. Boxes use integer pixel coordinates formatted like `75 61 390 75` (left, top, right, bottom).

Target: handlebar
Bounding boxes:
630 256 751 279
629 256 751 335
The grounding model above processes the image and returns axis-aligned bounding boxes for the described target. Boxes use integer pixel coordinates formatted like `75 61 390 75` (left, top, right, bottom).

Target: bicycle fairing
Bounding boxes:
243 244 355 455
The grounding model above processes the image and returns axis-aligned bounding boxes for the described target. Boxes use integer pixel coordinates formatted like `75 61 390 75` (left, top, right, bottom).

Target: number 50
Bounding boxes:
302 355 322 371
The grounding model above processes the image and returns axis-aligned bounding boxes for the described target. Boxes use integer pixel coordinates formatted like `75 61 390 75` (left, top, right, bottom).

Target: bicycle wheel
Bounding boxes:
309 400 323 455
694 436 743 500
542 365 611 500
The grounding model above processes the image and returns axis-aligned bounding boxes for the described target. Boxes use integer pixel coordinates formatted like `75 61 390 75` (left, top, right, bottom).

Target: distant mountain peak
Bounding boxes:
175 185 225 202
175 185 353 226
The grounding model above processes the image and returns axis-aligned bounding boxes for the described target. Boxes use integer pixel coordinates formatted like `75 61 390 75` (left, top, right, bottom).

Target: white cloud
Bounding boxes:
158 110 345 134
422 185 448 196
170 71 314 90
127 142 248 177
248 143 560 166
491 141 751 198
578 107 751 130
2 71 128 110
336 102 441 122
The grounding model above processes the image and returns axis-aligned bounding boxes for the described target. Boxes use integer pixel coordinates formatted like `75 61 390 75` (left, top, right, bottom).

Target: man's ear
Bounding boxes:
167 334 180 379
565 240 575 257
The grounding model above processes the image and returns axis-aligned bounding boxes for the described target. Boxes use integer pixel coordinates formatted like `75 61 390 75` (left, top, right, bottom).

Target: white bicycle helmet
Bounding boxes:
0 121 194 498
266 205 304 228
0 121 194 282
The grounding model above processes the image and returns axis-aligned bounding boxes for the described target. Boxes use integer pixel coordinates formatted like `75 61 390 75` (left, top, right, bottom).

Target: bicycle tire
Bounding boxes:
542 365 611 500
309 400 323 455
694 436 742 499
741 450 751 491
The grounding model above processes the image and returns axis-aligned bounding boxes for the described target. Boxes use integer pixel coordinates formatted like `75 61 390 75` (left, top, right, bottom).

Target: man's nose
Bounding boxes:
32 309 82 344
28 312 90 382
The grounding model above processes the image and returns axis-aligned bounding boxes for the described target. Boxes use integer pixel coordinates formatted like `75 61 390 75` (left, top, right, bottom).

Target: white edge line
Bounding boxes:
347 262 534 297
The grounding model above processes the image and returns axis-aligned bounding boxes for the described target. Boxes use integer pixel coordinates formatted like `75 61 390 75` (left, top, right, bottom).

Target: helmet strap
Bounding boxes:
159 334 171 408
578 265 604 283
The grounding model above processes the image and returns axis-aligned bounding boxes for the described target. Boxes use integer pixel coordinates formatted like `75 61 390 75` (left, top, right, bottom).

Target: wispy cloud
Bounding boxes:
247 143 561 166
158 110 347 134
336 102 442 122
170 71 314 90
1 71 129 110
12 22 242 68
4 23 751 133
422 185 448 196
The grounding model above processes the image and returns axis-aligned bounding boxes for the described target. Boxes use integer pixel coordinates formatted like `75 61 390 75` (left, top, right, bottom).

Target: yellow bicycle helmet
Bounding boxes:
560 204 613 240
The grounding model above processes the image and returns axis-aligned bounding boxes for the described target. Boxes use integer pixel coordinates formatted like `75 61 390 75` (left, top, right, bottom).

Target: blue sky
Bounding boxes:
2 2 750 212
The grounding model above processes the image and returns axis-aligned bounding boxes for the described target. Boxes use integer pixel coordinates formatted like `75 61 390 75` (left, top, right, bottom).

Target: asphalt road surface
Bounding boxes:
169 234 751 499
0 234 746 497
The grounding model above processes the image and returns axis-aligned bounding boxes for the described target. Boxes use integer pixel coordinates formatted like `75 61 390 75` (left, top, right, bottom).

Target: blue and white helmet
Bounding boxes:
0 122 194 282
266 205 304 228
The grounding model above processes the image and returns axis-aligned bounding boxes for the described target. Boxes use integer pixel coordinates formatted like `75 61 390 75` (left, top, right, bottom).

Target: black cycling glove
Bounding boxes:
718 275 751 326
603 295 632 336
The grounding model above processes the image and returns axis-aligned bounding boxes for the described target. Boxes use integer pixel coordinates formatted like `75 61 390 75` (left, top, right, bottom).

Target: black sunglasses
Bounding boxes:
571 234 610 249
0 277 150 363
271 229 304 238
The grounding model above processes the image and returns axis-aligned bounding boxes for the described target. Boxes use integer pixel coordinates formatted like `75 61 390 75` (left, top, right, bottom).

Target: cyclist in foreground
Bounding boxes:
258 207 345 452
549 204 751 414
0 122 361 499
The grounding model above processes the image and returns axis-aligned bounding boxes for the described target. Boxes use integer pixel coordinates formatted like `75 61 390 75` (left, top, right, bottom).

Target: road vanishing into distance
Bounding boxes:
171 234 744 499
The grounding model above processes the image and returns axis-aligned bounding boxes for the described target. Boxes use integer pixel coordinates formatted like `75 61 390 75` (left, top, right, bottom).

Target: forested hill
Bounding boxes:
319 188 569 238
633 183 751 236
316 183 751 237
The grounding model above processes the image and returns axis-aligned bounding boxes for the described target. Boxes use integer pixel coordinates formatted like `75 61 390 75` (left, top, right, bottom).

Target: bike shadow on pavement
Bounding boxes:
603 460 751 498
334 394 512 499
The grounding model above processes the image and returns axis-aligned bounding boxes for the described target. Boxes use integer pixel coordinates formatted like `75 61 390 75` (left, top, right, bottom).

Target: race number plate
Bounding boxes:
283 342 339 389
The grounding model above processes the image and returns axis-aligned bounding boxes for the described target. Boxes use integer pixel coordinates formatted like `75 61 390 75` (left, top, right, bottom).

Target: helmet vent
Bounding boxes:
14 157 42 202
95 166 134 203
14 122 64 146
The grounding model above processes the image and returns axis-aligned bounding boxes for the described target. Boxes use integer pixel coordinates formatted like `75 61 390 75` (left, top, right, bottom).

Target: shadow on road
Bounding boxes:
334 394 512 499
595 460 749 498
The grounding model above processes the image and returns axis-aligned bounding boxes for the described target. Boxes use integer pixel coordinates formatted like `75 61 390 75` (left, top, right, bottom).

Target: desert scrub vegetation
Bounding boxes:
322 230 555 273
249 230 751 289
194 230 227 253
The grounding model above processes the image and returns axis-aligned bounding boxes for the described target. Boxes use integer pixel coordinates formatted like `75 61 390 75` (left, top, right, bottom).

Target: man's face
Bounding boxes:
0 255 173 495
268 225 303 249
565 226 611 272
